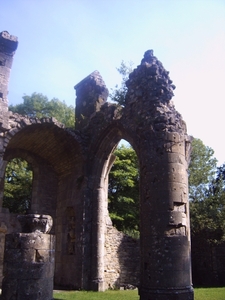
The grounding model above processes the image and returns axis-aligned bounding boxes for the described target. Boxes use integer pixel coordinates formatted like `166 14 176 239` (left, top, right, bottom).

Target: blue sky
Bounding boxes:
1 0 225 164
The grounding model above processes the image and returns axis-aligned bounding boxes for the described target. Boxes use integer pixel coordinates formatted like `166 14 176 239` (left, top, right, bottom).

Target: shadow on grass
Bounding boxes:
0 294 64 300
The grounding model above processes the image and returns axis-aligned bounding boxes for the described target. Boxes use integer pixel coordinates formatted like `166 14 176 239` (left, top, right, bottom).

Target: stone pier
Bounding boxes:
2 214 55 300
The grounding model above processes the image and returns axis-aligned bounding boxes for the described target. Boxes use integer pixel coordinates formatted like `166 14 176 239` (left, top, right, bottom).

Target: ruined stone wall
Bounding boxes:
192 238 225 287
0 112 84 289
0 32 20 288
0 31 18 129
0 210 20 287
104 225 140 289
54 170 85 289
0 30 194 299
75 71 108 130
2 215 55 300
75 50 193 299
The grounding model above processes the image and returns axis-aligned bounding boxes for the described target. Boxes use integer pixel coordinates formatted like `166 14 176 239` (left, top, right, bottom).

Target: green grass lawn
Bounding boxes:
54 290 138 300
53 287 225 300
194 287 225 300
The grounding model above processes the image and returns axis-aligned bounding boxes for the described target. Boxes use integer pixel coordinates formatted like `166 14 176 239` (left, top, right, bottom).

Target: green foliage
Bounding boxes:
9 92 75 128
190 191 225 244
109 61 133 106
189 138 217 201
189 138 225 244
3 158 32 213
108 145 139 234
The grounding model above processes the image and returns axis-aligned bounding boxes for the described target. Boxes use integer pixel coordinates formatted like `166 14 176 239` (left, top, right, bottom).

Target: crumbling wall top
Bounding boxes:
123 50 187 135
126 49 175 105
75 70 107 92
74 70 109 130
0 31 18 54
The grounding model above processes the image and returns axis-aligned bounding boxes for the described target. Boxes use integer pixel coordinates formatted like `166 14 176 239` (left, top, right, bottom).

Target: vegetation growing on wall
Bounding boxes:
109 60 133 106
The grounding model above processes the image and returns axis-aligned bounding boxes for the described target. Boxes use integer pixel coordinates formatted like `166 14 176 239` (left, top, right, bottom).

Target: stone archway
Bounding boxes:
74 51 193 299
85 125 138 291
1 31 194 299
0 115 85 289
3 119 81 214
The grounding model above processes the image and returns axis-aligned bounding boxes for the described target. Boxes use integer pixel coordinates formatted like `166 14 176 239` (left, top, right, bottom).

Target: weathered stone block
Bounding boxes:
1 277 17 299
3 248 36 263
165 132 183 142
17 214 53 234
168 211 183 226
4 260 54 279
17 278 53 300
3 228 55 300
5 232 55 250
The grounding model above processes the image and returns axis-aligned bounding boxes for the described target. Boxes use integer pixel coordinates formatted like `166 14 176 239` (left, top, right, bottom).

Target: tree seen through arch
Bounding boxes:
108 142 140 237
3 158 33 214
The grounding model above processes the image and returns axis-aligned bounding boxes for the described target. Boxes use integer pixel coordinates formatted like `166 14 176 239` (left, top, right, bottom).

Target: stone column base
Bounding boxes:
91 279 105 291
2 232 55 300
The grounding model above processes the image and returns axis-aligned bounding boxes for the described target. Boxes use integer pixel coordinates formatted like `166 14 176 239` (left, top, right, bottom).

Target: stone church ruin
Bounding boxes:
0 31 194 299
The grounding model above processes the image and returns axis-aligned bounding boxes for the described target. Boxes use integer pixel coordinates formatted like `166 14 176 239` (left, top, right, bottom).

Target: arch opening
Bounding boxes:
1 121 85 289
3 157 33 214
88 127 141 291
108 140 140 238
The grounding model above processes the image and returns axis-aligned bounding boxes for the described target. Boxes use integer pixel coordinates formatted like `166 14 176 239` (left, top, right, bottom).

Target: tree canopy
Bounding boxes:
3 158 32 213
9 93 75 128
189 138 217 200
108 144 139 236
189 139 225 244
109 60 133 106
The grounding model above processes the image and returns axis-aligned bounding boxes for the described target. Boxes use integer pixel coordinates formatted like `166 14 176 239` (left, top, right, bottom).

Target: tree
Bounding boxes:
9 93 75 128
189 138 218 202
108 145 139 235
3 158 32 213
189 138 225 244
109 60 133 106
3 93 75 213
